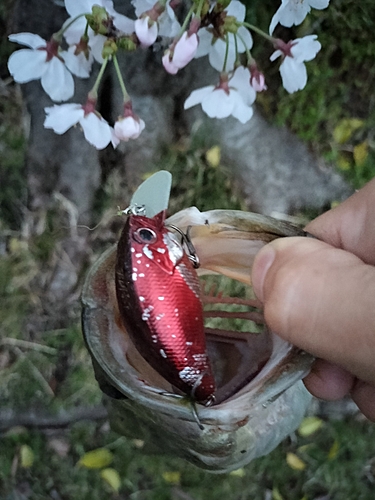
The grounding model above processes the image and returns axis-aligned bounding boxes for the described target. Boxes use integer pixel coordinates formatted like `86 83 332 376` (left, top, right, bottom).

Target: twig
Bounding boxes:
1 337 57 355
0 405 108 432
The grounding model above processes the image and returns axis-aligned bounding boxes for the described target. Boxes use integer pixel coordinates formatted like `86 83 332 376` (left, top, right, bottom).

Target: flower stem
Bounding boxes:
242 22 275 43
222 33 230 73
236 31 251 65
113 55 130 102
90 57 109 99
178 5 195 37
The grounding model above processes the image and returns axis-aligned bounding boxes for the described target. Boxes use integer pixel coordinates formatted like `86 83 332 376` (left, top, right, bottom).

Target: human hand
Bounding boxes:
251 178 375 421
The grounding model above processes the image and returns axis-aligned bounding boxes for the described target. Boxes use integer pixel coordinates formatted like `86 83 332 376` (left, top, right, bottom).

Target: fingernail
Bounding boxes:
251 245 276 302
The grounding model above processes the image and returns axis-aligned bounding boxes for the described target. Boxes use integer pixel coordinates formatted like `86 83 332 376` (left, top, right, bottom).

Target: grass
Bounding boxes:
1 0 375 498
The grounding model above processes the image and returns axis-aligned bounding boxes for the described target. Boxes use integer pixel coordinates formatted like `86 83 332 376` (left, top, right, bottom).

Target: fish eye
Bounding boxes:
134 228 157 244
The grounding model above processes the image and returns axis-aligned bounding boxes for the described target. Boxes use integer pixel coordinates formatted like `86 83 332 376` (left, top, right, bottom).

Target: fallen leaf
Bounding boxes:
333 118 364 144
100 468 121 493
229 468 246 477
328 439 339 460
48 437 70 457
353 141 368 167
77 448 113 469
286 452 306 471
298 416 324 437
20 445 34 468
272 487 284 500
205 145 221 168
162 471 181 485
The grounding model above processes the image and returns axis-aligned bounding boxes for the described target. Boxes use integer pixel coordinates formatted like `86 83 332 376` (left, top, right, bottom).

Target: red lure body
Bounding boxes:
115 210 216 403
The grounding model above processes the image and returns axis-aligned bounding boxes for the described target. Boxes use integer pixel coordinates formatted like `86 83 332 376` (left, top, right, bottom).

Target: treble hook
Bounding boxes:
166 224 200 269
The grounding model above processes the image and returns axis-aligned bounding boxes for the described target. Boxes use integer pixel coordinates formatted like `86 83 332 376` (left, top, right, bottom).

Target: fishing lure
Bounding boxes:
115 172 216 404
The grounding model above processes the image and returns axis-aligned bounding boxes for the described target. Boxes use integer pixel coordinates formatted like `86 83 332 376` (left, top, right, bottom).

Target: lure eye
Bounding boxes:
134 227 157 244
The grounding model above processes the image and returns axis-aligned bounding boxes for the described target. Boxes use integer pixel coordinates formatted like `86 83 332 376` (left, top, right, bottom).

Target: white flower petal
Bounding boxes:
195 28 212 58
62 47 93 78
279 2 310 27
202 89 234 119
112 13 135 33
88 33 106 63
41 58 75 101
44 104 84 134
280 57 307 93
8 32 46 49
225 0 246 21
132 0 154 18
158 4 181 37
270 49 282 62
308 0 330 9
8 49 47 83
269 9 282 35
291 35 321 62
184 86 215 109
232 100 253 124
209 36 236 72
236 26 253 52
63 17 87 45
80 113 112 149
230 67 256 106
64 0 98 17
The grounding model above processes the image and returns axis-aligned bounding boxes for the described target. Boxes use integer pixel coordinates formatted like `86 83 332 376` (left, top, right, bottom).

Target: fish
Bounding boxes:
115 209 216 404
81 172 314 473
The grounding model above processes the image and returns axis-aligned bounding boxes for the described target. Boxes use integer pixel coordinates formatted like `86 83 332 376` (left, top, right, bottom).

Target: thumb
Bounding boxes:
251 237 375 385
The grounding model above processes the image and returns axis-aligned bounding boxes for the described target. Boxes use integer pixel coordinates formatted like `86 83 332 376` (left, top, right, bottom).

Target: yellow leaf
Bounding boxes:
286 452 306 471
229 468 246 477
20 445 34 468
333 118 364 144
337 153 351 171
298 416 324 437
353 141 368 167
162 471 181 485
328 439 339 460
272 487 284 500
77 448 113 469
100 468 121 493
205 145 221 168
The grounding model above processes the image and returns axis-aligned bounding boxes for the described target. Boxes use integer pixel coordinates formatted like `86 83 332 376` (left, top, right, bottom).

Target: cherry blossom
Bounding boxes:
271 35 321 93
8 33 75 102
135 16 158 47
114 116 145 141
163 33 198 74
63 0 134 63
44 102 113 149
195 0 253 72
270 0 330 35
184 66 256 124
113 101 145 141
132 0 180 37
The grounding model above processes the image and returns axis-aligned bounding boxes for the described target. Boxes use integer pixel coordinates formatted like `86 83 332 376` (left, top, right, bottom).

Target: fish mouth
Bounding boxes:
82 208 313 415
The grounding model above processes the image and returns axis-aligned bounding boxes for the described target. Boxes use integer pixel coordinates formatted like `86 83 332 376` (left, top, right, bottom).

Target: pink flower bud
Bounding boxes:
249 63 267 92
114 115 145 141
162 32 198 74
135 16 158 47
